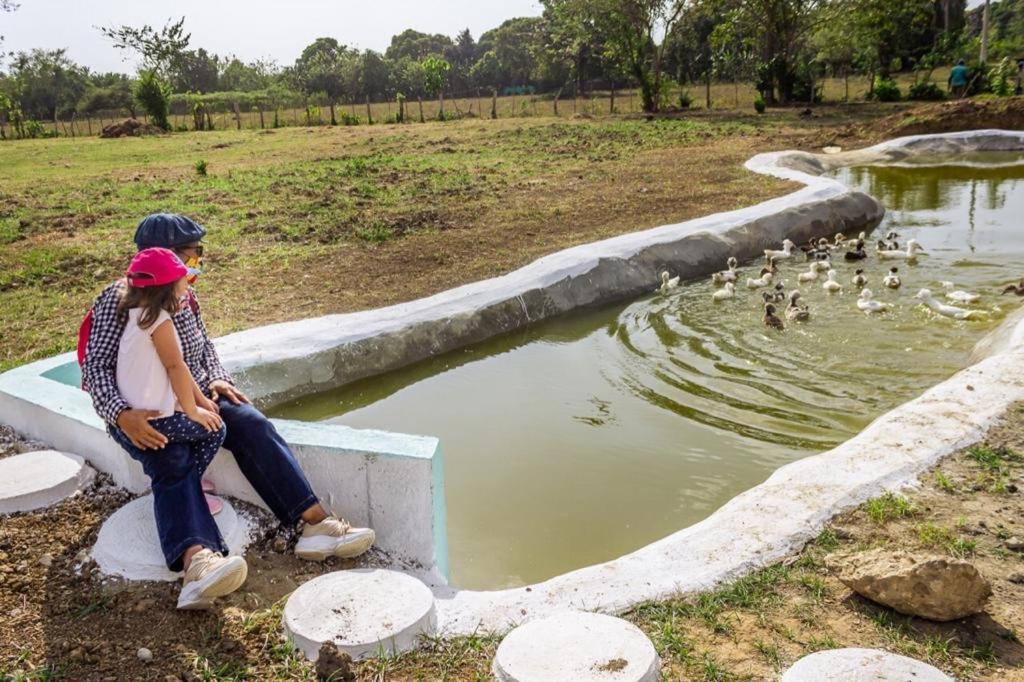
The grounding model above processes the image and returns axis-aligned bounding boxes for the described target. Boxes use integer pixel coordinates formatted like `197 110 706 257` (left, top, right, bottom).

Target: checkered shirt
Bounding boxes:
82 280 233 425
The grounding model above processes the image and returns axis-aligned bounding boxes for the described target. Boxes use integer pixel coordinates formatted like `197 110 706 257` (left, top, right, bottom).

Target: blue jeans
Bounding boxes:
110 399 319 571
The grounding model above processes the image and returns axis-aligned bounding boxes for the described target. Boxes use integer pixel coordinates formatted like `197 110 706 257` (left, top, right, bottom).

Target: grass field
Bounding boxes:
1 104 902 373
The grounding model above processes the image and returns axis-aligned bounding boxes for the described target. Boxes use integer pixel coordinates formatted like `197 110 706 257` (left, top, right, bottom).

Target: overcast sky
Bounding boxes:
3 0 542 73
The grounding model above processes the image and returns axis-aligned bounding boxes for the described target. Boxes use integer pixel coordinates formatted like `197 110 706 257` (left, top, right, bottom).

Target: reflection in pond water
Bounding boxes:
272 159 1024 590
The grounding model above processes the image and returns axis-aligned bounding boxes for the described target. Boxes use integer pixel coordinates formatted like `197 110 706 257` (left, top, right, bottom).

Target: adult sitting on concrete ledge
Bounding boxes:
81 213 376 609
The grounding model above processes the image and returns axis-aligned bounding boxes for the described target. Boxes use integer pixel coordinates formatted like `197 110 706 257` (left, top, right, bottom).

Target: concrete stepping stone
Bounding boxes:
91 495 251 581
283 569 436 662
0 450 95 514
492 611 660 682
782 648 952 681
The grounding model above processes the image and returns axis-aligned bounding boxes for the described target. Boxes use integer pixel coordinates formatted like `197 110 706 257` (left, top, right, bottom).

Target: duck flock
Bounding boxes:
656 230 1017 331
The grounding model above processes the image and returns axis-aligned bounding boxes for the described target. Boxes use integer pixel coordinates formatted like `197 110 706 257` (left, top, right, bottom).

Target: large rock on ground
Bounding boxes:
838 549 991 621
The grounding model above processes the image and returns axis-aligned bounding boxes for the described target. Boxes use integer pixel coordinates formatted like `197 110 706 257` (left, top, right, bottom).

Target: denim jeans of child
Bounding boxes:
110 399 319 571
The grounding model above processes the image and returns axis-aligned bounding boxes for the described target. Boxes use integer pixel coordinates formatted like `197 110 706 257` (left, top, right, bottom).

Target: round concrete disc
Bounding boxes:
0 450 95 514
92 494 251 581
492 611 660 682
283 569 436 662
782 648 953 681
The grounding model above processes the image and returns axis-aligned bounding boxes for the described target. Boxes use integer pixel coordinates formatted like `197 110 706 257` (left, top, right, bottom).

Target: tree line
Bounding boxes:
1 0 1022 134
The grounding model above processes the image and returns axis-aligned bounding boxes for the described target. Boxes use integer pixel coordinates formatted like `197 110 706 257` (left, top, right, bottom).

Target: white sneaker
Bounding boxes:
176 548 248 610
294 517 375 561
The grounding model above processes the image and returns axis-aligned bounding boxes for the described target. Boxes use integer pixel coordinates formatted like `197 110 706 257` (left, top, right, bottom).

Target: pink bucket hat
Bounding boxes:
126 247 188 287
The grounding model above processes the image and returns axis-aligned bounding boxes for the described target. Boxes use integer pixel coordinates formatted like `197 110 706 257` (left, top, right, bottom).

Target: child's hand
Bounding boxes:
187 407 223 432
196 395 220 414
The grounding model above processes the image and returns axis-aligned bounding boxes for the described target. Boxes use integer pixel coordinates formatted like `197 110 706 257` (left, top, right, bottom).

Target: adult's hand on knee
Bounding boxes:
209 380 250 405
117 409 168 450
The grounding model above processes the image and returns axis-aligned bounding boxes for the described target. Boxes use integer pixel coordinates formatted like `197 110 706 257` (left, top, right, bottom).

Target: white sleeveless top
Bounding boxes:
116 308 182 417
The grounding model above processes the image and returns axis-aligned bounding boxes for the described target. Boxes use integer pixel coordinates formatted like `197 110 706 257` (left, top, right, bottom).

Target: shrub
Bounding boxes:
194 159 208 176
133 70 172 131
872 77 902 102
337 111 361 126
907 81 946 101
989 57 1016 97
754 97 766 114
25 119 46 139
678 91 692 109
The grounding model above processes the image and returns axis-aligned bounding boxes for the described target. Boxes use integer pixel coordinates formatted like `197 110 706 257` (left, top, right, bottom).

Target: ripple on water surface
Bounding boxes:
272 158 1024 589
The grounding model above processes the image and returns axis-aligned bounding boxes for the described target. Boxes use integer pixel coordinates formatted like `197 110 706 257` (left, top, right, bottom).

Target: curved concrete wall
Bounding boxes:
1 129 1022 609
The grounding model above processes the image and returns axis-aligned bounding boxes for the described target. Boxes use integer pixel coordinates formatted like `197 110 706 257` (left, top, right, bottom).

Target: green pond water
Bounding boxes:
272 158 1024 590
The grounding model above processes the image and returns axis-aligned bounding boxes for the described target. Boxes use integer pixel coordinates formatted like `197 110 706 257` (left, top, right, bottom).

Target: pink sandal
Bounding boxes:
201 479 222 516
205 494 224 516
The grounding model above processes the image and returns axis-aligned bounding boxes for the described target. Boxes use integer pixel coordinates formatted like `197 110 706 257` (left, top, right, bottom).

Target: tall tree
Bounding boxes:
5 48 90 120
543 0 688 112
293 37 351 124
99 17 191 78
385 29 453 61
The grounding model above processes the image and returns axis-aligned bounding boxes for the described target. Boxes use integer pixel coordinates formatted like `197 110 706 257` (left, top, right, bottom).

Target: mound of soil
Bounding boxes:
99 118 167 138
864 97 1024 141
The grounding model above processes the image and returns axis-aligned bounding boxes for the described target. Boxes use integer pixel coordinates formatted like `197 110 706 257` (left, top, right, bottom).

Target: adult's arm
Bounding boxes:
189 291 234 386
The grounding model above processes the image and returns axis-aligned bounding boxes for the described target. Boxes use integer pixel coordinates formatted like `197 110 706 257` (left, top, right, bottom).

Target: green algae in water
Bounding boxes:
272 159 1024 590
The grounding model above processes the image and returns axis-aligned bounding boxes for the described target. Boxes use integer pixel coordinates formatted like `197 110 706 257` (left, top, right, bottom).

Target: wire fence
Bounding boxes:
0 70 952 140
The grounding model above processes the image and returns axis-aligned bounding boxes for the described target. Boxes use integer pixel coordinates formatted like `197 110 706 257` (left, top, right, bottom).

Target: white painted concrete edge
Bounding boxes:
0 450 95 515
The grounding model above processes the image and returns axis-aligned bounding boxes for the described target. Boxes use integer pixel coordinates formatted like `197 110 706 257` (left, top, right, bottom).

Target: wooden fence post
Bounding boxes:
233 102 242 130
366 95 373 124
491 89 498 119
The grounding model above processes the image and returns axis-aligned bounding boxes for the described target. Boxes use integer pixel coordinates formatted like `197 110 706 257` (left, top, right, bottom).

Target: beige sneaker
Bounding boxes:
176 548 248 610
294 517 375 561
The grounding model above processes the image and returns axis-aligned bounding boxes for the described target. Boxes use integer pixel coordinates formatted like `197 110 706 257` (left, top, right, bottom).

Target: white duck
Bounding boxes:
878 239 926 261
941 281 981 304
712 282 735 301
844 231 867 248
915 288 986 320
658 271 680 294
822 270 842 293
746 271 774 289
857 288 890 314
882 267 901 289
797 265 820 283
711 257 740 285
764 239 796 261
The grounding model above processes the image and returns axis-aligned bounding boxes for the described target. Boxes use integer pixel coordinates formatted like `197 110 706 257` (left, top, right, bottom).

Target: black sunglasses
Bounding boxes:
176 244 204 257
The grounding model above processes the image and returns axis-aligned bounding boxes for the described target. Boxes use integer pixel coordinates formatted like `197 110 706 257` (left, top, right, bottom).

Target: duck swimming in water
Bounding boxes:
1002 278 1024 296
844 239 868 261
878 239 925 261
852 269 868 287
808 238 832 261
711 257 740 285
883 267 901 289
711 281 735 301
915 289 987 320
762 282 787 303
941 281 981 304
822 270 842 293
785 291 810 322
857 288 890 314
763 303 785 330
760 256 779 277
797 264 820 283
658 271 680 294
765 239 796 261
746 271 774 289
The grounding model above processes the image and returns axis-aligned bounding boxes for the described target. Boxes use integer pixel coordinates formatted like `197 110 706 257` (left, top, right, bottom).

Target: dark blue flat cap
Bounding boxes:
134 213 207 250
